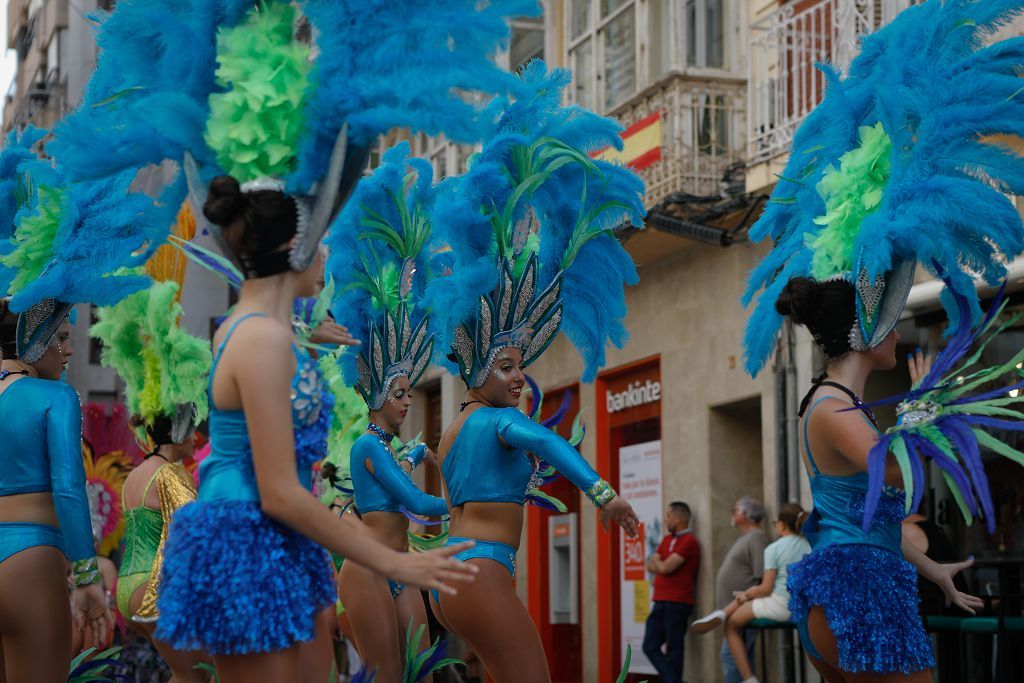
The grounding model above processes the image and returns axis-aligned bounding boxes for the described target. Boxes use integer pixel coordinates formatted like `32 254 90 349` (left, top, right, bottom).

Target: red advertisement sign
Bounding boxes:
622 522 646 581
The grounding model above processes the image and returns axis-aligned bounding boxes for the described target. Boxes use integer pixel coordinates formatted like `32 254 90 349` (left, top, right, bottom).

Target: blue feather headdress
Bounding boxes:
0 129 167 363
326 143 435 411
424 61 645 388
742 0 1024 376
49 0 538 281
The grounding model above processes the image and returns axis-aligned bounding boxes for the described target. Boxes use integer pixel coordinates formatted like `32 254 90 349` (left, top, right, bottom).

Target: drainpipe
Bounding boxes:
773 320 799 683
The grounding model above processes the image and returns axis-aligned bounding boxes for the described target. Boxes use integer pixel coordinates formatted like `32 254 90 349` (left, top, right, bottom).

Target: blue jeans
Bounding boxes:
721 628 757 683
642 601 693 683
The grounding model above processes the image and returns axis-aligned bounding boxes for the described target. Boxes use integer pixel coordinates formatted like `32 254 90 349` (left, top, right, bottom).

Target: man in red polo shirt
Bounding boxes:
643 501 700 683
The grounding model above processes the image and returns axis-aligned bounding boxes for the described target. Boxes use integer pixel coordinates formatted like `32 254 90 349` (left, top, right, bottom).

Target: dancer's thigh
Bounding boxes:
394 586 428 648
134 620 212 683
0 547 71 683
215 647 302 683
806 607 932 683
299 606 336 683
439 559 550 683
338 561 401 683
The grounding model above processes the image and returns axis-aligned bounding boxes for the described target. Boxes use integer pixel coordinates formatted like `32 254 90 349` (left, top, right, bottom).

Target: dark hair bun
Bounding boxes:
775 277 820 325
203 175 245 227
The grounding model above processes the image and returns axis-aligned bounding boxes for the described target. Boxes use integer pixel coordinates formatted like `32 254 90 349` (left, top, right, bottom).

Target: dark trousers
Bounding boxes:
642 600 693 683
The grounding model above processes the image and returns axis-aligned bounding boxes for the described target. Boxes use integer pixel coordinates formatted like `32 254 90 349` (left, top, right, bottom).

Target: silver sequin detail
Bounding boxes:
385 314 398 365
291 356 323 425
498 265 513 329
453 325 475 378
525 281 561 332
894 399 940 429
523 309 562 365
513 259 535 326
477 298 492 363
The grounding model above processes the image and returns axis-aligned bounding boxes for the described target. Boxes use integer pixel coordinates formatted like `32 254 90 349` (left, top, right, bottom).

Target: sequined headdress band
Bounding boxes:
10 298 73 365
451 254 563 388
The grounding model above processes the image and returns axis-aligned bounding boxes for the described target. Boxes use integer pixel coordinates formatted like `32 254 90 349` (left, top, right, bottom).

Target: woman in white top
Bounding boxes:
692 502 812 683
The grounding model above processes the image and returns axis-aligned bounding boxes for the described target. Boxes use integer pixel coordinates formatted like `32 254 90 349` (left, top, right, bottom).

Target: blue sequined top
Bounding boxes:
0 377 94 563
351 435 447 516
199 314 323 502
802 396 905 555
442 407 601 507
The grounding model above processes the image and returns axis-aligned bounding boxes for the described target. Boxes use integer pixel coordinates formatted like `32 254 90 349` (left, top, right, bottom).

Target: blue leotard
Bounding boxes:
437 407 602 581
442 406 601 508
0 377 94 568
350 435 446 516
786 396 933 674
157 313 334 655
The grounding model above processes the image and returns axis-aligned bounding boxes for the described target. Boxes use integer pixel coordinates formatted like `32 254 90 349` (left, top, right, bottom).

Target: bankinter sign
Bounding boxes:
605 379 661 414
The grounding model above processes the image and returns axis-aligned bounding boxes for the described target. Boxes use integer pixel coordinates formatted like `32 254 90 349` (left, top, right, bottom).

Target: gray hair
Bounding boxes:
735 495 765 524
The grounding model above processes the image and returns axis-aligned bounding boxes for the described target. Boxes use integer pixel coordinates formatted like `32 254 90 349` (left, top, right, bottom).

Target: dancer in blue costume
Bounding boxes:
0 127 138 680
423 62 644 683
0 301 112 682
741 2 1024 679
328 143 449 681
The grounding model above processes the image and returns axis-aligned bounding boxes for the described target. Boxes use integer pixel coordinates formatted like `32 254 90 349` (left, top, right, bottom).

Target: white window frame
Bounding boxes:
566 0 739 114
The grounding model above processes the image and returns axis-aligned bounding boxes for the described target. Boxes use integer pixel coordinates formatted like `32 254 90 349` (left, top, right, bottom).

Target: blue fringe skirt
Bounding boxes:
155 500 335 655
787 543 935 674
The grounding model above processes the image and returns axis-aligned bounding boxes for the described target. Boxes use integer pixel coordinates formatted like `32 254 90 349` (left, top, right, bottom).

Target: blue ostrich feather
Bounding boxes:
743 0 1024 376
291 0 539 193
423 60 645 383
326 141 437 392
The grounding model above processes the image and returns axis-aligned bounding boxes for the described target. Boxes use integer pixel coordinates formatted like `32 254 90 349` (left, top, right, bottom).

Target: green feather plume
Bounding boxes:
205 1 312 182
90 279 211 432
807 122 892 280
3 186 68 295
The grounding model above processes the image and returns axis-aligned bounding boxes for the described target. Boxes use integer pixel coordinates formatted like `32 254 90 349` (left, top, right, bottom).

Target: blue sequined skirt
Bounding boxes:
787 543 935 674
156 500 335 655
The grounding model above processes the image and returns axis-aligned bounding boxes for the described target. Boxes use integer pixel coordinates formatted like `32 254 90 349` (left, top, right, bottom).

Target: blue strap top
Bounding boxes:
199 313 324 502
0 377 94 563
442 407 602 508
801 396 905 555
350 435 447 516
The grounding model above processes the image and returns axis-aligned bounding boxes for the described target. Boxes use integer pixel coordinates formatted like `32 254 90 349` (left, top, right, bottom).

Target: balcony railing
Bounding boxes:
748 0 923 166
607 73 746 207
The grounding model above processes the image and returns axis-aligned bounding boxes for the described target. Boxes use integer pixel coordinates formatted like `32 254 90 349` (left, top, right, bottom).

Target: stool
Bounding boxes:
959 616 1024 682
746 618 807 683
924 615 965 682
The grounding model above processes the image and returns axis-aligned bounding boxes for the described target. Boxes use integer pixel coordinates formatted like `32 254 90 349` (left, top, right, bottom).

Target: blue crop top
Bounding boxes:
199 314 324 503
801 396 905 555
350 434 447 516
0 377 94 563
442 407 601 508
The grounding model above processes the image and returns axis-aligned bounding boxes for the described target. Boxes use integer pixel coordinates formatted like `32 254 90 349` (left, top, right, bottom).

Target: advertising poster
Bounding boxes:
618 440 662 675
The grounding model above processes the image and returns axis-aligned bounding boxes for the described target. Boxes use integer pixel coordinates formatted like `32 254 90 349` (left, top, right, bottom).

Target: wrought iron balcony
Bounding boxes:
604 72 746 208
746 0 927 167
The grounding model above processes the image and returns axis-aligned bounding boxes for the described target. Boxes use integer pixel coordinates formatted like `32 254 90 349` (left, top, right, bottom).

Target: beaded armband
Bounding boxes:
585 479 616 508
72 557 101 586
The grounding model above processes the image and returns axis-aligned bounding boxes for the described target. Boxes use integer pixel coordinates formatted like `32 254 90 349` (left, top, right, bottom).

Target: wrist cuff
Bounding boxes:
72 557 101 586
586 479 616 508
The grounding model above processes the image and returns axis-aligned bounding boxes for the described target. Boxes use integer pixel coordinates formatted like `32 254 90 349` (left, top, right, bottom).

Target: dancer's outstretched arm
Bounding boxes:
495 408 639 535
900 537 982 614
355 438 448 517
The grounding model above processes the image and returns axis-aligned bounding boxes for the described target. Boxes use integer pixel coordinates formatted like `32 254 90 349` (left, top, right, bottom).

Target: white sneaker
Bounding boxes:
741 677 760 683
690 609 727 634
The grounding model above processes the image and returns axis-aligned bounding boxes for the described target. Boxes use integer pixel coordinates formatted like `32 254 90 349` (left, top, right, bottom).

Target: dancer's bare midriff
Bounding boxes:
448 501 523 550
0 492 59 527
